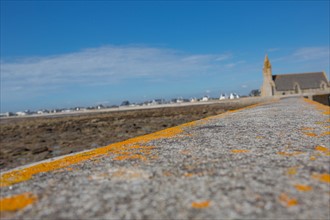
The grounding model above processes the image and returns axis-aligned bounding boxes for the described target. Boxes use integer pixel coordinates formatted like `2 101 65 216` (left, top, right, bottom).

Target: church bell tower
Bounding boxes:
261 55 275 96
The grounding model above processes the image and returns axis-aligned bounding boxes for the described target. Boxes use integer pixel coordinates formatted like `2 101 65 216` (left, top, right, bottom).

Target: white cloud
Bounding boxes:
215 53 232 61
1 45 233 95
270 46 330 75
225 60 246 68
272 46 329 63
292 47 329 61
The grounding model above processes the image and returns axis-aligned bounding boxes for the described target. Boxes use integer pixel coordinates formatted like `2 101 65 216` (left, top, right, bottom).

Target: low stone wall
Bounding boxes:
312 93 330 106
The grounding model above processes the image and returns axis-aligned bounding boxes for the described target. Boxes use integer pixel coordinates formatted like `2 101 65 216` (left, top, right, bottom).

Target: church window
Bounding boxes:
320 82 327 90
294 83 300 94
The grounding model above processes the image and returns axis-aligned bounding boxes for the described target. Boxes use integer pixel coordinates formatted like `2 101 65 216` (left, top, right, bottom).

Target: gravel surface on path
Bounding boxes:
1 97 329 219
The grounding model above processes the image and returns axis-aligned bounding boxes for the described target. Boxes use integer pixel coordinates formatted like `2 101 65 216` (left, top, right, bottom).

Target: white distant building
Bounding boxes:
219 94 227 100
0 112 13 117
176 97 183 103
229 93 240 99
150 100 157 105
150 99 165 105
190 97 197 102
229 93 235 99
16 111 27 116
201 96 209 102
97 105 105 109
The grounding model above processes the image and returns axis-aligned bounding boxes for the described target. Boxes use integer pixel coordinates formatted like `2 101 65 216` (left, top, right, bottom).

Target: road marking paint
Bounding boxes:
294 184 312 192
315 146 330 156
315 145 329 152
304 98 330 115
277 151 305 157
320 131 330 136
191 200 211 208
310 156 316 161
278 193 298 207
302 132 318 137
323 110 330 115
53 167 74 173
113 154 147 161
300 127 314 131
0 193 36 212
312 173 330 184
231 149 250 154
110 145 155 161
287 167 297 176
184 173 195 177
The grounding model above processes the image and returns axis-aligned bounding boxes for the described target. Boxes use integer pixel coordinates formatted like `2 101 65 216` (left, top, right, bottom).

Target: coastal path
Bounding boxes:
1 97 329 219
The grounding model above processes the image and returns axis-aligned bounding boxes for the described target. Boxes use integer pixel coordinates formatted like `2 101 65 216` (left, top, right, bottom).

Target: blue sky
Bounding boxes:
1 1 329 112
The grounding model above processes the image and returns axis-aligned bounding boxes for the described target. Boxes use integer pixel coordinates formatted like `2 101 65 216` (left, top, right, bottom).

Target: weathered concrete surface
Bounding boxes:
1 97 329 219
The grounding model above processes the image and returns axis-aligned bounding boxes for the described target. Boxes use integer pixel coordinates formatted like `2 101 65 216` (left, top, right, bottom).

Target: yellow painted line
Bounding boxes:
278 193 298 207
310 156 316 161
312 173 330 184
304 98 330 115
293 184 312 192
300 127 314 131
320 131 330 136
277 151 305 157
0 100 272 188
0 192 37 212
302 132 318 137
315 146 330 156
230 149 250 154
286 167 298 176
191 200 211 209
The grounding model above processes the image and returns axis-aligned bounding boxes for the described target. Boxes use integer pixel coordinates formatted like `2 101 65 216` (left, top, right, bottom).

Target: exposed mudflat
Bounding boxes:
0 98 266 171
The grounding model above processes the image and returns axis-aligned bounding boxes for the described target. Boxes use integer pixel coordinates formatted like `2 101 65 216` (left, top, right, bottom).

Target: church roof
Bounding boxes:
272 72 329 91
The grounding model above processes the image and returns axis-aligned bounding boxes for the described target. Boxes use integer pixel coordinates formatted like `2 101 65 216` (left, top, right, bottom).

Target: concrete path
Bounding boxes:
1 97 329 219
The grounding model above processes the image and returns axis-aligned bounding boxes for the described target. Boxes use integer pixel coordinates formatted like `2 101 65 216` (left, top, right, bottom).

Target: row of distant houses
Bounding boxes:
1 93 241 118
0 104 114 118
122 93 241 107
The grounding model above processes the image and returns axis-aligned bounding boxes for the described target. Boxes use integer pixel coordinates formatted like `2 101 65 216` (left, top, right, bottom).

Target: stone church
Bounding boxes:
261 55 330 97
